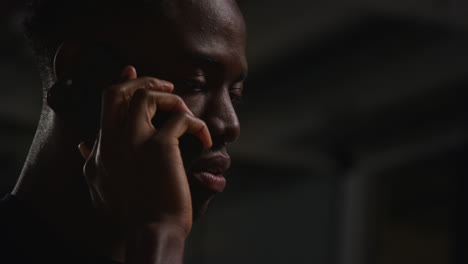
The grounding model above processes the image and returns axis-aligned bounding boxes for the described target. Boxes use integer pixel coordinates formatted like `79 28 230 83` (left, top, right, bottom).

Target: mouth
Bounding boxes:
188 153 231 193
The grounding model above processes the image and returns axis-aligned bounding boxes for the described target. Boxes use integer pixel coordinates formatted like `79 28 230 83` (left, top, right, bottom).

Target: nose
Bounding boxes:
203 89 240 145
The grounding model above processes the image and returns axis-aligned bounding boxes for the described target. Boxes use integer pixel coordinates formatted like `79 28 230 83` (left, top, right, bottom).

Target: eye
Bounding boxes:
183 76 206 92
230 86 244 107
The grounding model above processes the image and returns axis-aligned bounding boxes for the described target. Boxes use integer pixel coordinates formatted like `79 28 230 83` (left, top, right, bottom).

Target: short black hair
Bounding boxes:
23 0 159 86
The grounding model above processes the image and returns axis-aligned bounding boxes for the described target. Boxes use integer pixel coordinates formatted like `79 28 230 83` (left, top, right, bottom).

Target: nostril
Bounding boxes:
207 119 240 144
225 124 240 143
203 99 241 143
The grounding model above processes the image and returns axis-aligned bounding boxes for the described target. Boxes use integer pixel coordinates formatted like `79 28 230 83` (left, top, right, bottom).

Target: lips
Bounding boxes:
189 153 231 193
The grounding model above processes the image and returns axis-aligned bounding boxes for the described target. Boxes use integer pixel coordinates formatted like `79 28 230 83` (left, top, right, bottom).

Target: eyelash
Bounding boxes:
183 78 244 106
184 79 205 91
230 93 244 107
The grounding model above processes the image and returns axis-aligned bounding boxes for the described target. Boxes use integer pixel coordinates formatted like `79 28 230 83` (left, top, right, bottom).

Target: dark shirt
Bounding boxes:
0 194 121 264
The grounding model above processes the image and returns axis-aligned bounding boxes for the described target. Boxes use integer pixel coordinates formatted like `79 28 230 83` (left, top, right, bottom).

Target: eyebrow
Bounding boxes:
183 52 248 82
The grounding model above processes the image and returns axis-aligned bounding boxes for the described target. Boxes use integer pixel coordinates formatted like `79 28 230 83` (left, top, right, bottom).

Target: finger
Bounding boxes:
100 76 174 142
82 137 99 182
126 89 194 145
78 142 91 160
156 112 212 149
119 65 138 82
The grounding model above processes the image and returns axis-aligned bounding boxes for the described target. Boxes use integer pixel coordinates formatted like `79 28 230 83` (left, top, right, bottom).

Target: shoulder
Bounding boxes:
0 194 121 264
0 194 30 264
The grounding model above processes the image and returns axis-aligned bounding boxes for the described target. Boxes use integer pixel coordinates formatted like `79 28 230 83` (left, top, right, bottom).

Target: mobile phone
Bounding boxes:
47 46 203 163
47 46 126 147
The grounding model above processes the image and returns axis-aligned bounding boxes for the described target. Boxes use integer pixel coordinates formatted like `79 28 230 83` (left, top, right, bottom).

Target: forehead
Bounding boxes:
110 0 246 71
162 0 245 34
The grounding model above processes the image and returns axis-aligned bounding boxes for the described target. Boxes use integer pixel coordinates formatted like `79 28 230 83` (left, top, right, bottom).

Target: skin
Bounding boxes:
12 0 247 263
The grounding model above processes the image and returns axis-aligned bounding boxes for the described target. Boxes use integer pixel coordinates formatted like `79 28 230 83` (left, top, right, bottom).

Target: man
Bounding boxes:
0 0 247 263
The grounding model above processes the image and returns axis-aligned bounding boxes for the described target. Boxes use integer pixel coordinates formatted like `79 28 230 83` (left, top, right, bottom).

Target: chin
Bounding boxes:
189 179 217 221
192 197 212 221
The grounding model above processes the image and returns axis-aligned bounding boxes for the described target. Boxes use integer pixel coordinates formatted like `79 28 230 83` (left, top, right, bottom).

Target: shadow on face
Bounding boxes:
98 0 248 218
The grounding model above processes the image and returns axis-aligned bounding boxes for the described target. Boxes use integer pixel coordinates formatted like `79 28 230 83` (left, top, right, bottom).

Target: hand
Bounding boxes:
79 65 212 237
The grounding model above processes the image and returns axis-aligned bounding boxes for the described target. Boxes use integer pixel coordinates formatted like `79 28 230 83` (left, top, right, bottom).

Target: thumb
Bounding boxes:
78 141 92 160
119 65 138 82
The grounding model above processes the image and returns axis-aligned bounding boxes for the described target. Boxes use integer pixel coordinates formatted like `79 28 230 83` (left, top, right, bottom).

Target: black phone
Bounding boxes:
47 46 126 147
47 46 203 164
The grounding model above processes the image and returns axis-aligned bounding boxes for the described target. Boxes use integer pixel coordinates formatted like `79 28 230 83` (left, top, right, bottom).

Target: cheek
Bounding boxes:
178 93 208 117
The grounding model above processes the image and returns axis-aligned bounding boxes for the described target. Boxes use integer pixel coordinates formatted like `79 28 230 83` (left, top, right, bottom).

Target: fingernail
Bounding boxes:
196 128 212 149
78 143 86 157
119 67 129 82
161 80 174 89
183 105 194 116
120 65 138 81
120 66 131 78
78 142 91 159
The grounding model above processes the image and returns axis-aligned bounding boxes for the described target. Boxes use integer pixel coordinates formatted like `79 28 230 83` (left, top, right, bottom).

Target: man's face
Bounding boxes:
102 0 247 217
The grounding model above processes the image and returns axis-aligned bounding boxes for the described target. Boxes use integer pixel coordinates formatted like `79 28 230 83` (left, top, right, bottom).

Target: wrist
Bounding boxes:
125 222 188 264
128 221 189 240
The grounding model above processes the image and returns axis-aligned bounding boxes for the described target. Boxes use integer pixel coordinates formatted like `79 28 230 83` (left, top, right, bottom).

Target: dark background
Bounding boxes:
1 1 467 264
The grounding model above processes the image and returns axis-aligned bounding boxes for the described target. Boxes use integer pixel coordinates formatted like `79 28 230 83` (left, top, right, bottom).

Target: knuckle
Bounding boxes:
175 111 191 121
193 118 207 130
151 134 176 147
133 87 150 99
151 134 166 145
103 84 133 105
198 119 207 127
172 95 185 109
103 84 123 98
141 77 165 90
174 95 184 104
83 160 96 181
142 77 159 88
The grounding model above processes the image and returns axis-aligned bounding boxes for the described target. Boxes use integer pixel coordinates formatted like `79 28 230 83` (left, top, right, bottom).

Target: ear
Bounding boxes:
53 42 83 80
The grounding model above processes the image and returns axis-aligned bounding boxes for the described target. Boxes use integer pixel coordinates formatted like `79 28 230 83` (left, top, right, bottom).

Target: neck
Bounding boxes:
12 108 126 262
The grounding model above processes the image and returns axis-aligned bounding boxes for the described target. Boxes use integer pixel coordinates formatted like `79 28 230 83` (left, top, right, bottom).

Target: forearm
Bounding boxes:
125 223 187 264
